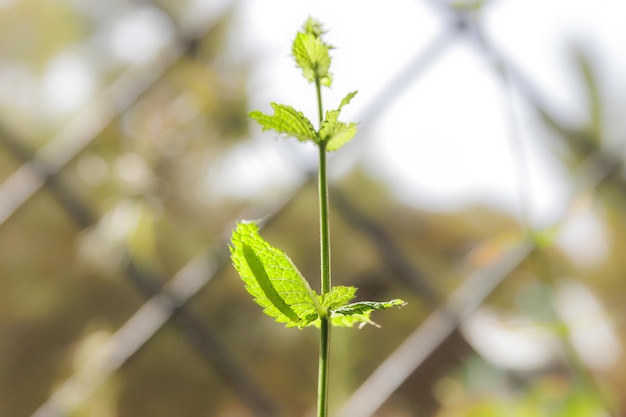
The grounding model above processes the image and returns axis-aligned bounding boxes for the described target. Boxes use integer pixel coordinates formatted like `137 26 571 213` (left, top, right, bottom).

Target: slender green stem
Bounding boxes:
317 315 330 417
317 140 331 417
316 77 331 417
319 143 331 294
315 78 324 125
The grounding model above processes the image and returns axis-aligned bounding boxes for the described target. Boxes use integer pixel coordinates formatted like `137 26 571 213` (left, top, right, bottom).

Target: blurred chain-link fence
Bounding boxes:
1 1 624 416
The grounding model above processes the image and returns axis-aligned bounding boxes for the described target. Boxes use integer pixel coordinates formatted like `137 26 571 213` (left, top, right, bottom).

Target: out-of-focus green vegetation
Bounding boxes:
0 1 624 417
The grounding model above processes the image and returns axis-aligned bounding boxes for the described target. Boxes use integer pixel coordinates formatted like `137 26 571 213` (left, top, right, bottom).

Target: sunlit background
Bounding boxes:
1 0 625 416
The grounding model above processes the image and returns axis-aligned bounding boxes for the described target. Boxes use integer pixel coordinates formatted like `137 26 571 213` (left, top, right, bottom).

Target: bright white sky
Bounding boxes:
229 1 624 365
25 0 626 229
24 0 625 265
225 0 626 232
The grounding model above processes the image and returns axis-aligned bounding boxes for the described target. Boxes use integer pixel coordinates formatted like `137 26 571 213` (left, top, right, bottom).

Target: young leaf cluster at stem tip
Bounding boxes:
249 17 359 152
230 222 406 329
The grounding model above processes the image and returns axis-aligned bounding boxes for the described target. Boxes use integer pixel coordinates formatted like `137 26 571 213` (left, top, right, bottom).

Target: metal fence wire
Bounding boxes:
0 1 624 417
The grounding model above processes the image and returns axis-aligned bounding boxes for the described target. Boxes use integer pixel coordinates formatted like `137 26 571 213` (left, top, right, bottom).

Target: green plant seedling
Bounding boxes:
230 18 406 417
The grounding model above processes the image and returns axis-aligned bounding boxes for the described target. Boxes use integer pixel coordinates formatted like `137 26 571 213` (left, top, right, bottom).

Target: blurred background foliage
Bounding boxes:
0 1 625 417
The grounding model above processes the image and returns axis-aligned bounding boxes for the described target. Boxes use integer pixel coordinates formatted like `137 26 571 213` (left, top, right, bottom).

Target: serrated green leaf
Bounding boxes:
249 103 318 144
292 19 332 86
331 299 407 328
322 121 358 152
322 286 357 310
315 287 406 328
338 90 358 110
319 91 359 151
230 222 322 328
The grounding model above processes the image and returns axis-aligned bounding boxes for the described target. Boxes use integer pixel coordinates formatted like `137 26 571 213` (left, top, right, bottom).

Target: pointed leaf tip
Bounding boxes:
302 17 326 38
339 90 358 110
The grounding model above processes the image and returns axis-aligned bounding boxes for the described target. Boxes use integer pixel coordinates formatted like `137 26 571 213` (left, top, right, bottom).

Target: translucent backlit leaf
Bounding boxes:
322 285 357 310
249 103 318 144
331 299 407 328
314 286 405 328
322 121 358 152
338 90 358 109
230 221 321 328
320 91 359 151
292 18 333 86
302 17 325 38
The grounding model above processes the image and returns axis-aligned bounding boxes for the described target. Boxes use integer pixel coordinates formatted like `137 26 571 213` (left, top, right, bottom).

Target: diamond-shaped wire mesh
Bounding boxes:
0 1 624 417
